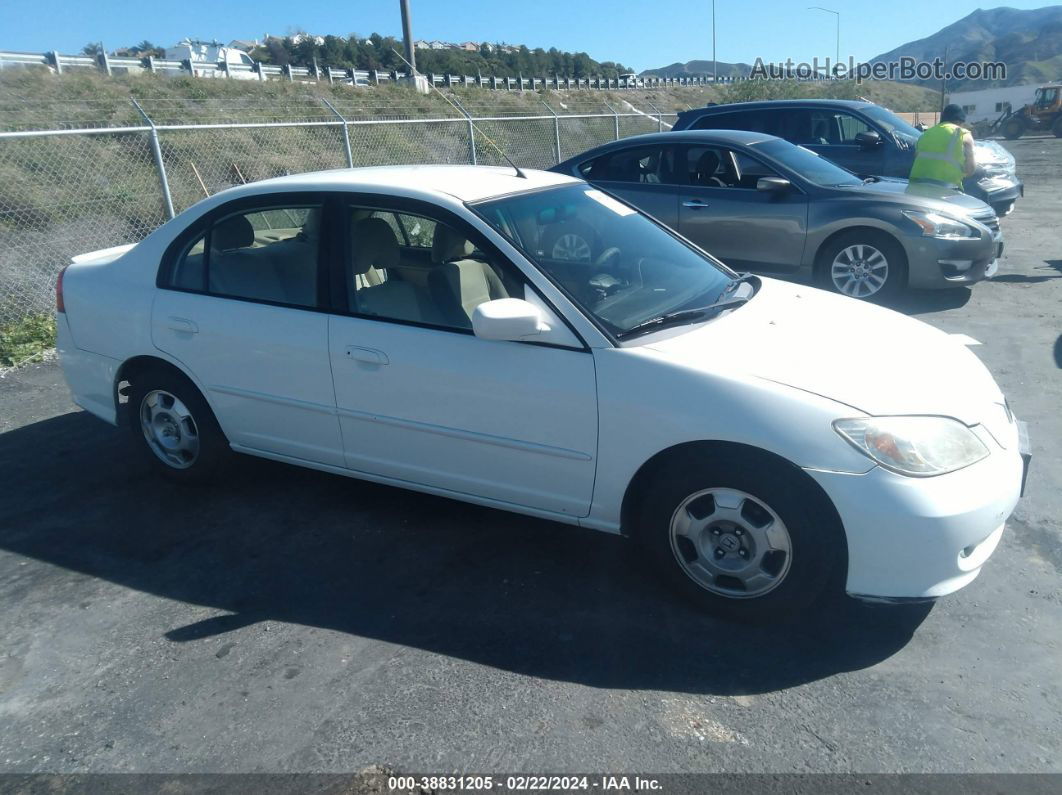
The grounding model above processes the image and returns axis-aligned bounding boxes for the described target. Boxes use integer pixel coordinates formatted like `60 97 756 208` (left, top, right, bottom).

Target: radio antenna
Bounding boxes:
389 48 527 178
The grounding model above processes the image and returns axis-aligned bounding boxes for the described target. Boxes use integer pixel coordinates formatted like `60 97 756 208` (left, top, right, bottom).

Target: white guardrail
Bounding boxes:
0 48 743 89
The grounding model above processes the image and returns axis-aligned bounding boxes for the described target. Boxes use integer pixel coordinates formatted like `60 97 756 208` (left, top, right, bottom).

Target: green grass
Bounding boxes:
0 313 56 368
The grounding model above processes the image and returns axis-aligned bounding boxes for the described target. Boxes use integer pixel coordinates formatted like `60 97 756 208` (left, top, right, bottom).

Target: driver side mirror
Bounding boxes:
855 130 883 149
472 298 551 342
756 176 791 193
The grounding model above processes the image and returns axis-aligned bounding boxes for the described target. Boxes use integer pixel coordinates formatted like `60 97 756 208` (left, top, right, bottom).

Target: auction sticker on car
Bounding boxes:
585 189 636 215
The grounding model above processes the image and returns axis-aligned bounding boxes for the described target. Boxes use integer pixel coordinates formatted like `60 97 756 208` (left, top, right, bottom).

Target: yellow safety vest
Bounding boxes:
910 123 967 187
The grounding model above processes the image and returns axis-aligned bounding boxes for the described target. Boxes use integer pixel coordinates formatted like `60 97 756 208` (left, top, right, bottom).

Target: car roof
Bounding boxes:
679 98 874 116
555 129 779 166
210 165 580 204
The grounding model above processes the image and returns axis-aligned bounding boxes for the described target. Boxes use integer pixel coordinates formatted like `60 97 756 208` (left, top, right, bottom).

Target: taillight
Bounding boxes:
56 265 68 313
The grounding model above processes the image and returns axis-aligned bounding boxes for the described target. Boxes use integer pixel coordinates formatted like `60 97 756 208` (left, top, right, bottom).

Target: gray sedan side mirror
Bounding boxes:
757 176 791 193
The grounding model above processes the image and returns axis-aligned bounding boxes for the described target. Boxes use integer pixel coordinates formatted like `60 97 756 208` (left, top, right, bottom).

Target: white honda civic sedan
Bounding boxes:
55 165 1028 620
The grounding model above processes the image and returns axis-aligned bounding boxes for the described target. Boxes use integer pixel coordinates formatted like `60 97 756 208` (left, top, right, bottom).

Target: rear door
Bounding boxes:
152 194 344 466
577 143 680 230
675 144 808 273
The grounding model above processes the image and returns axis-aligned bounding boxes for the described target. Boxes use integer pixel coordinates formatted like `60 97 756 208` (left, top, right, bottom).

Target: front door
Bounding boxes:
676 144 809 273
328 200 598 518
801 109 888 177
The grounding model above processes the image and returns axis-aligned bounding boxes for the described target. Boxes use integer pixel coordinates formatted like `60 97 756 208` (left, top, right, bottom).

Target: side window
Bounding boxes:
346 207 523 332
168 205 321 308
733 152 781 188
685 145 733 187
834 112 874 144
693 110 771 133
582 146 673 184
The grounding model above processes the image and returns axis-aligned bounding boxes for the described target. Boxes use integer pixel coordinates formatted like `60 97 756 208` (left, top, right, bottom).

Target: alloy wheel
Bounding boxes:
831 243 889 298
551 233 592 262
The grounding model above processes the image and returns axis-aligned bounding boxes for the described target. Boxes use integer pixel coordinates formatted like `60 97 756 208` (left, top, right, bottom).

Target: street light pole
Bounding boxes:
808 6 840 77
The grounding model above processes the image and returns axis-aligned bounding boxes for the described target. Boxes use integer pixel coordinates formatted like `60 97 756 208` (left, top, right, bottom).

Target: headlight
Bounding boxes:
901 210 976 239
833 416 989 477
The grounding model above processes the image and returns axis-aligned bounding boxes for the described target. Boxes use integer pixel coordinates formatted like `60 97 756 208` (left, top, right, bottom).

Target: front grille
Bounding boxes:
973 213 1000 235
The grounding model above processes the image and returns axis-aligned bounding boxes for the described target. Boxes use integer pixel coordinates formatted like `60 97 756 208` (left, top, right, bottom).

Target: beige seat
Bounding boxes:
208 215 288 303
428 225 507 328
351 218 422 322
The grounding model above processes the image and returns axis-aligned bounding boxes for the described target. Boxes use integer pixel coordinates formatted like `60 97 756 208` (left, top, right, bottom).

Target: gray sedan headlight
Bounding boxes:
833 416 989 476
902 210 976 239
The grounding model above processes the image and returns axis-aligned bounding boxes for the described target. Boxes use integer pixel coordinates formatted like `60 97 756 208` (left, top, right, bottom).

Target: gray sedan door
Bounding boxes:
676 144 809 274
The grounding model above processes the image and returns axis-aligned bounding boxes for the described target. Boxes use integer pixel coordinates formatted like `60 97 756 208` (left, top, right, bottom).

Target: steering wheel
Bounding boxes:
595 247 621 269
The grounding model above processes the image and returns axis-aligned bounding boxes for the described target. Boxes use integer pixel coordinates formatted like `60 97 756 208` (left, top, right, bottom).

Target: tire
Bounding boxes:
992 201 1015 218
127 367 229 483
1002 118 1025 140
1052 117 1062 138
816 230 907 302
540 220 598 263
634 449 845 622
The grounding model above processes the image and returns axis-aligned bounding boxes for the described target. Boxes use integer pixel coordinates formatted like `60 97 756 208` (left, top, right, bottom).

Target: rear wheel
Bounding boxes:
1002 117 1025 140
634 450 845 622
128 367 228 483
817 230 907 302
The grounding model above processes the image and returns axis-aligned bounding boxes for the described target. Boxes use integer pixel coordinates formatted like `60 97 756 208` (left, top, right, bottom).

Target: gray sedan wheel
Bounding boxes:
830 243 890 299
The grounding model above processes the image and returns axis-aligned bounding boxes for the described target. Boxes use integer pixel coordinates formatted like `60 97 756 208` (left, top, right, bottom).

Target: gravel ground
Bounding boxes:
0 137 1059 776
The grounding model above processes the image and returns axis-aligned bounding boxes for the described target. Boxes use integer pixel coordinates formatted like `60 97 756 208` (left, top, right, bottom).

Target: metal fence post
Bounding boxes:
131 99 175 220
451 95 477 165
646 100 663 132
97 51 111 76
322 98 354 168
604 102 620 140
542 101 562 163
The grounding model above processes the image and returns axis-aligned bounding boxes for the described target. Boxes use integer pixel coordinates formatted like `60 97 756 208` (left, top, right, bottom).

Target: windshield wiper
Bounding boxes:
721 271 757 297
619 294 752 339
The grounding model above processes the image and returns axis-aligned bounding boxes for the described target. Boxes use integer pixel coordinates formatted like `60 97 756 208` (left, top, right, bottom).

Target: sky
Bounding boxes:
0 0 1056 72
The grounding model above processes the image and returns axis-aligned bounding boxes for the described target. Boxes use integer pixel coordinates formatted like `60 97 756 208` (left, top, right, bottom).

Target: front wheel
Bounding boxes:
1002 118 1025 140
817 231 907 302
128 367 229 483
635 450 845 622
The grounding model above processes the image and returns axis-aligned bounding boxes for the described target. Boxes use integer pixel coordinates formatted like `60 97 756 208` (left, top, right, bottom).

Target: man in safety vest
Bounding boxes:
909 104 977 190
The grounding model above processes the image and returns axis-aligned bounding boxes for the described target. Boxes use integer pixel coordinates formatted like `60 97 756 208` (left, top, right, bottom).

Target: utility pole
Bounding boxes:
808 7 839 76
712 0 717 84
939 45 949 113
400 0 416 73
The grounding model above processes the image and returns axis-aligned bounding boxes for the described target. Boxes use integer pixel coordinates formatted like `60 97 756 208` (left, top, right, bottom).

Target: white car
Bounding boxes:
55 165 1029 620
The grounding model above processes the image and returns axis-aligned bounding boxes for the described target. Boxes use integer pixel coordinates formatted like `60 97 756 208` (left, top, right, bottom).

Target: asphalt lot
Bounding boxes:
0 136 1060 775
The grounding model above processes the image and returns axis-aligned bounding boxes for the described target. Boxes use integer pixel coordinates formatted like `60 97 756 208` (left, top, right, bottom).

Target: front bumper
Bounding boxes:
903 231 1002 289
804 426 1024 600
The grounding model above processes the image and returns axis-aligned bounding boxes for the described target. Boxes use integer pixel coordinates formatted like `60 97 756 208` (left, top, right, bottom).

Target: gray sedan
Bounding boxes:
550 130 1003 300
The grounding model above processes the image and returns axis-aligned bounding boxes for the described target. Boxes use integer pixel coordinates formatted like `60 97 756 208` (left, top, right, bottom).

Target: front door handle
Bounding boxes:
345 346 389 366
166 317 198 334
683 199 710 209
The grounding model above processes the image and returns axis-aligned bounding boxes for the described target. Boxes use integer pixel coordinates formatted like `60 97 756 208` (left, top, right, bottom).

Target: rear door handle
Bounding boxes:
166 317 198 334
683 199 710 209
345 346 389 366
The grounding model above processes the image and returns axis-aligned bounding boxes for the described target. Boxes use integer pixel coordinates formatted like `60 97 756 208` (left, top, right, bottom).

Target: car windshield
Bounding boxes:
472 184 737 336
750 139 863 187
861 105 922 147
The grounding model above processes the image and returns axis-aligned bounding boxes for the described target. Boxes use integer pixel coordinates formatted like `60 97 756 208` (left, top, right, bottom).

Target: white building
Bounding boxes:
946 84 1041 125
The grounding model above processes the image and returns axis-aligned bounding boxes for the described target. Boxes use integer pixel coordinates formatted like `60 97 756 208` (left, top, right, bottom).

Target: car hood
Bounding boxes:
643 279 1004 425
847 178 991 216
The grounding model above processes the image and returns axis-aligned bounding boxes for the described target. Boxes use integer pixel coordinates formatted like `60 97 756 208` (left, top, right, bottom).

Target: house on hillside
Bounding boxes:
460 42 479 51
414 40 431 50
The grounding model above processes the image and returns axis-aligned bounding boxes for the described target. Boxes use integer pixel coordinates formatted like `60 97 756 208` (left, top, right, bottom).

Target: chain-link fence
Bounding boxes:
0 98 678 325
